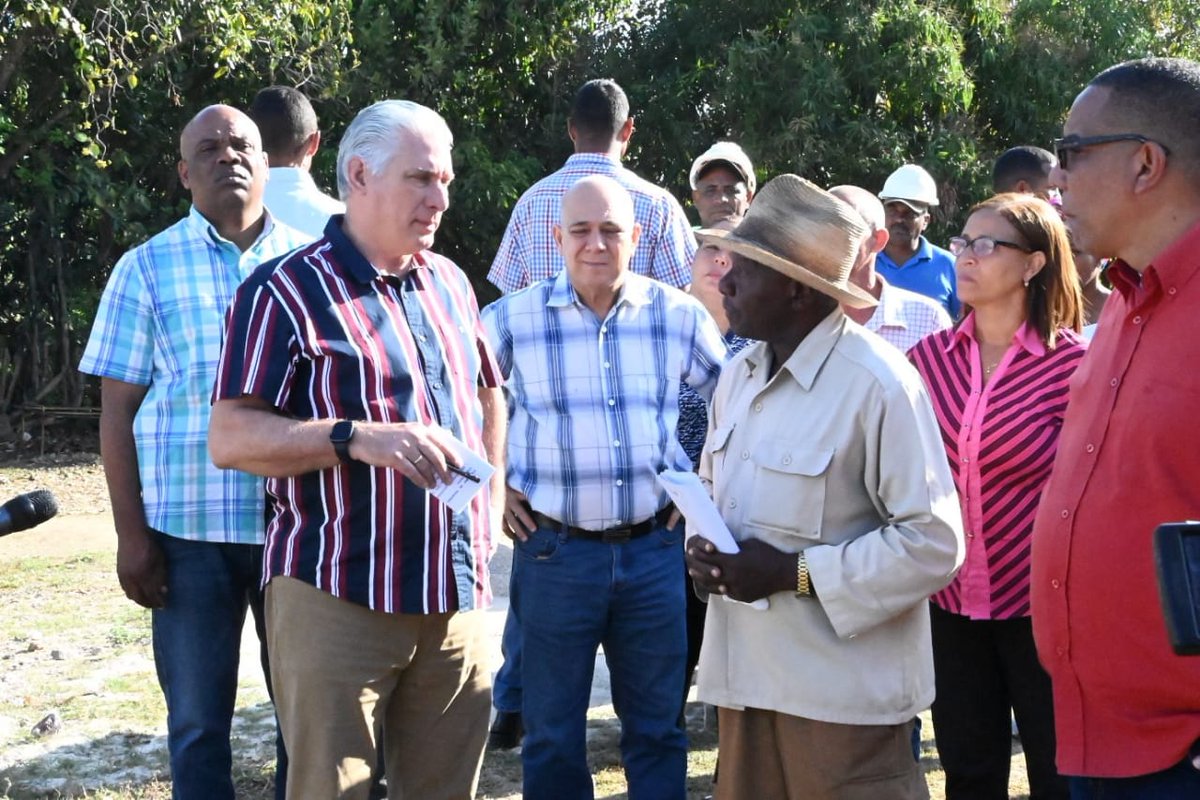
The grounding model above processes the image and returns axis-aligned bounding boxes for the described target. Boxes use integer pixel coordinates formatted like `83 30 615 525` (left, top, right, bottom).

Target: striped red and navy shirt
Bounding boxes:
908 314 1086 620
213 216 502 615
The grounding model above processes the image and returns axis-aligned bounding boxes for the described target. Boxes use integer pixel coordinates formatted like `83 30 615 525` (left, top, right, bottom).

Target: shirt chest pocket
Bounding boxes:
745 443 834 542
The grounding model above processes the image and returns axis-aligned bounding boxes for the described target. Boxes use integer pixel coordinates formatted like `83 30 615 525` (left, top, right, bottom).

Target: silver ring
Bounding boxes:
412 452 425 464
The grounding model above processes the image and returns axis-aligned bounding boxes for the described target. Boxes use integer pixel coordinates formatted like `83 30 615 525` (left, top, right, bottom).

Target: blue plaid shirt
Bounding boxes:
487 153 696 293
482 271 727 529
79 206 309 544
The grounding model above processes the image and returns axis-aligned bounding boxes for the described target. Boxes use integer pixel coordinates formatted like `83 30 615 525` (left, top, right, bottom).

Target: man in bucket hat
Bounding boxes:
685 174 964 799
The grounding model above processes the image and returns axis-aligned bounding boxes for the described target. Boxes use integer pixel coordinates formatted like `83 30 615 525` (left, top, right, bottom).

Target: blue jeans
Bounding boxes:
493 584 523 714
1069 755 1200 799
516 520 688 800
151 532 285 800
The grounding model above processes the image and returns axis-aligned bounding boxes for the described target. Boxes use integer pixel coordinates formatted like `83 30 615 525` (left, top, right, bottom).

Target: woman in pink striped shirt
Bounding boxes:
909 194 1085 800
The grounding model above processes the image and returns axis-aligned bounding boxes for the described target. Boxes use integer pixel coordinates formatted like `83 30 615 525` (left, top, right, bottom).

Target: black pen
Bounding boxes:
447 464 480 483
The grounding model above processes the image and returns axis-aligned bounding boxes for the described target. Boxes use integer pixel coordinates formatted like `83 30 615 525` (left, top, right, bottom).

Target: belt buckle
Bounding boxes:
601 527 633 544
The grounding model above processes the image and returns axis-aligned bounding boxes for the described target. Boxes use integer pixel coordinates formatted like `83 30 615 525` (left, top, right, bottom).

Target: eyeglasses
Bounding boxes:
1052 133 1170 171
948 235 1034 258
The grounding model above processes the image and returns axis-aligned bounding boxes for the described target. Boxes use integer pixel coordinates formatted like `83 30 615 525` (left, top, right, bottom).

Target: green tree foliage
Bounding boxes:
0 0 351 408
2 0 1199 411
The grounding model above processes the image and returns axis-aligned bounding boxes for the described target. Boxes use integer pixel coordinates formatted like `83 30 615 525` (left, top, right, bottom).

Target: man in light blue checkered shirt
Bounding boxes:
79 105 308 799
486 78 696 294
483 176 726 799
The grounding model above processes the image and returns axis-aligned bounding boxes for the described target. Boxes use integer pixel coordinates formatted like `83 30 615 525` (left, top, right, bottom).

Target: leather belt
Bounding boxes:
531 506 674 544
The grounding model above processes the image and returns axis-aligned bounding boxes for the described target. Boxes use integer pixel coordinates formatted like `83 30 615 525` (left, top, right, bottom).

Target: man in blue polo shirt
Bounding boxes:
875 163 960 318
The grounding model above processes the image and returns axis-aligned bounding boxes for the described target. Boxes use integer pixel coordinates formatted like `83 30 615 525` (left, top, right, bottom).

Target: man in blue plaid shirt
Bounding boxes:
486 79 696 294
483 175 726 799
79 105 308 799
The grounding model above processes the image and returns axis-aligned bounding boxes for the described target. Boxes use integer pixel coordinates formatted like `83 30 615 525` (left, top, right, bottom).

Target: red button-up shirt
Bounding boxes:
1031 219 1200 778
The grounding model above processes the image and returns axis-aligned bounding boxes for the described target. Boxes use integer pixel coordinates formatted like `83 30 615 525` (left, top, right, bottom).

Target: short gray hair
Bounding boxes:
336 100 453 200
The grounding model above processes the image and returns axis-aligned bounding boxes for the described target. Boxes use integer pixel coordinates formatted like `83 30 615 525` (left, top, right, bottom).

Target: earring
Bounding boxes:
1023 278 1030 288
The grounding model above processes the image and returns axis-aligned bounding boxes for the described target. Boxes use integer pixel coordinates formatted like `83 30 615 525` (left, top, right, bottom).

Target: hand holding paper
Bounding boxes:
657 470 769 610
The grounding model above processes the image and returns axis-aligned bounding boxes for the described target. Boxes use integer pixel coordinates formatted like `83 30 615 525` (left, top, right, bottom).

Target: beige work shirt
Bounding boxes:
695 310 964 725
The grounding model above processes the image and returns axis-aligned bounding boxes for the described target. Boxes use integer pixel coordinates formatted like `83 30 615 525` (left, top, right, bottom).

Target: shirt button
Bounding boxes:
1110 378 1119 387
967 531 975 538
608 399 615 406
741 451 750 460
729 499 738 508
754 402 763 412
962 457 969 463
782 455 792 465
604 362 611 368
1056 646 1065 656
613 440 621 447
600 326 608 334
615 479 623 487
1060 509 1070 519
1085 444 1095 453
1133 315 1142 325
1051 579 1061 589
1168 287 1178 295
419 334 428 342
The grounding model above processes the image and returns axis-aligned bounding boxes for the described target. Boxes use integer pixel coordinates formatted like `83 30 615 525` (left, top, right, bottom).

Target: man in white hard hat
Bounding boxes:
877 164 960 318
689 141 756 227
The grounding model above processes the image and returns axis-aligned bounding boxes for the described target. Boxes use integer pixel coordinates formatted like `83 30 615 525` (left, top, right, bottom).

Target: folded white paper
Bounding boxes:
430 434 496 514
656 470 769 610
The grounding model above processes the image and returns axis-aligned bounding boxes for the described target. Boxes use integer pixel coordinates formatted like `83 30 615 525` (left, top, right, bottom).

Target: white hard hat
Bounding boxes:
690 142 756 196
879 164 939 209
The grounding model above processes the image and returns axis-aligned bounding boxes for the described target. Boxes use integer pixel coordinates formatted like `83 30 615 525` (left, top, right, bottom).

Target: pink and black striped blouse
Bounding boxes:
908 314 1087 620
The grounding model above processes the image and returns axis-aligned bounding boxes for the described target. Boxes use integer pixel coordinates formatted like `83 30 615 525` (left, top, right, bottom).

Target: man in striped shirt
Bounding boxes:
483 175 726 799
486 78 695 294
79 104 310 799
210 100 506 798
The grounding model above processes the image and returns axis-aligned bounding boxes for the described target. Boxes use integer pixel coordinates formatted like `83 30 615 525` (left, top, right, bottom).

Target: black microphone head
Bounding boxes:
5 489 59 533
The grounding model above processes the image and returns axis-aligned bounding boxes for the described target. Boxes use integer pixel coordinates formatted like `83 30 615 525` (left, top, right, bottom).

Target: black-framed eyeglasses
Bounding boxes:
948 235 1034 258
1053 133 1170 171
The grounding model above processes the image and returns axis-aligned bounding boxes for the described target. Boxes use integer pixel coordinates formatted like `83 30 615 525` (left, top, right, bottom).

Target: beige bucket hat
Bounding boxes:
697 174 877 309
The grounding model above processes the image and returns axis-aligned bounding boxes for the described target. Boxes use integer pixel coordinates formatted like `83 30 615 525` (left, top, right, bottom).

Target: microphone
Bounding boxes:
0 490 60 537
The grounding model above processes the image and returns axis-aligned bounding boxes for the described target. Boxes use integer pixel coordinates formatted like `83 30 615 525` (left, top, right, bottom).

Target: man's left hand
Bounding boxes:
685 536 796 603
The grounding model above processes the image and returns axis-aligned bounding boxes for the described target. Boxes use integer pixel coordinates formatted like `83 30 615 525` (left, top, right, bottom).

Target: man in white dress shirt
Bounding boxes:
249 86 345 240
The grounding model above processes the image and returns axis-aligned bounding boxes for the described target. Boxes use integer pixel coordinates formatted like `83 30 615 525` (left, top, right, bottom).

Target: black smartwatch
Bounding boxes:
330 420 355 464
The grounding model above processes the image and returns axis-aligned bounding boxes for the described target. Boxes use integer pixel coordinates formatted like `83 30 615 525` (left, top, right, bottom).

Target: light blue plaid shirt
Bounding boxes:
482 271 727 529
486 153 697 293
79 206 309 544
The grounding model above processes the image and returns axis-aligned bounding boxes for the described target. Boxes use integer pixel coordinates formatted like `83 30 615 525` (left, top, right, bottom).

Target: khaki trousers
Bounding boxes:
266 577 491 800
715 707 928 800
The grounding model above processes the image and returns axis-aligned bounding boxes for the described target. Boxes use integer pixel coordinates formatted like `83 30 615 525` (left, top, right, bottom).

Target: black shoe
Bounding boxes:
488 710 524 750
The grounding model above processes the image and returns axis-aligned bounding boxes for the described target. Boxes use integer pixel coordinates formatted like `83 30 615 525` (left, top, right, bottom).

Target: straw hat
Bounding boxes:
697 174 877 309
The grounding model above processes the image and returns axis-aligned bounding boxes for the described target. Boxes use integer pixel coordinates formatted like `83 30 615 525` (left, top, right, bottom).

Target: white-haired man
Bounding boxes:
209 100 506 798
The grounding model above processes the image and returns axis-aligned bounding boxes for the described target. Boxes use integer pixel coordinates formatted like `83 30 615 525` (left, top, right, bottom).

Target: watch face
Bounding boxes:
331 420 354 443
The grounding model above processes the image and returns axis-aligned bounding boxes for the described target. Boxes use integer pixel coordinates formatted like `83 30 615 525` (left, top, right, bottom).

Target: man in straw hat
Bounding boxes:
686 174 964 799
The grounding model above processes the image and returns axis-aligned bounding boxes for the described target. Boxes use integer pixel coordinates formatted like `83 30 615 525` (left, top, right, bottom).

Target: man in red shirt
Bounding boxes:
1032 57 1200 798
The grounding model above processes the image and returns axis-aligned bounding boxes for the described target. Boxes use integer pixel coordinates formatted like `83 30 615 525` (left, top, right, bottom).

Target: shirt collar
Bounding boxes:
546 269 652 310
564 152 621 171
267 166 318 191
870 277 907 329
946 311 1045 358
743 308 845 391
322 213 428 285
1110 216 1200 304
185 204 277 252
